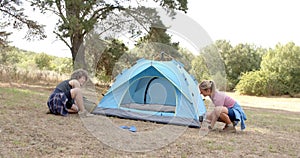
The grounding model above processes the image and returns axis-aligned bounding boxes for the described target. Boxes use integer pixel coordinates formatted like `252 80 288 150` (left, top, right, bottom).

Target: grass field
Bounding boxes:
0 82 299 157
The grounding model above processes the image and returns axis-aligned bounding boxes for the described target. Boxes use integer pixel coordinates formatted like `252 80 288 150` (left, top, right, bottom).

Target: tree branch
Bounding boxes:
55 0 67 24
54 31 71 50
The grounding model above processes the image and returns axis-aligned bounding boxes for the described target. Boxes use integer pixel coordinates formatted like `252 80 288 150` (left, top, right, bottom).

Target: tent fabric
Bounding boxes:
92 59 206 128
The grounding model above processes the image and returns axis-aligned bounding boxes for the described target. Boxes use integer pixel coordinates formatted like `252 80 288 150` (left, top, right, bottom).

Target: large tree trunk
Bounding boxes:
71 33 86 69
65 0 87 69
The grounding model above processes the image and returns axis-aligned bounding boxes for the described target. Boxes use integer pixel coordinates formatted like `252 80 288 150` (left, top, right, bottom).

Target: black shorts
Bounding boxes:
65 90 73 109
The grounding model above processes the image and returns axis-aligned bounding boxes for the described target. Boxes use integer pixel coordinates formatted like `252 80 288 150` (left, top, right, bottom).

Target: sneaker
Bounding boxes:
223 124 229 130
233 121 238 126
78 110 94 117
222 124 236 133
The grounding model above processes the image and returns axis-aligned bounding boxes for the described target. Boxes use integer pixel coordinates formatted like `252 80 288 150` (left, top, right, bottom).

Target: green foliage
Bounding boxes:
136 26 179 50
237 42 300 96
135 26 180 58
34 53 53 70
96 39 128 81
190 55 210 81
31 0 188 63
50 57 73 74
200 43 226 77
1 46 72 74
190 56 228 91
215 40 265 90
134 26 194 71
0 47 21 64
261 42 300 95
0 46 72 84
0 0 45 46
94 70 112 83
177 48 195 72
236 71 282 96
194 43 227 90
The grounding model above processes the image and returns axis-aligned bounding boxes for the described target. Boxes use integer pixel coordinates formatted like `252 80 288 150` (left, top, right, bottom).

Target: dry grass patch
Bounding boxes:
0 83 300 157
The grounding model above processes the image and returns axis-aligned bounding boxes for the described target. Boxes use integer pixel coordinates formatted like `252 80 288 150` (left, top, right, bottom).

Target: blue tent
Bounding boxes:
92 59 206 127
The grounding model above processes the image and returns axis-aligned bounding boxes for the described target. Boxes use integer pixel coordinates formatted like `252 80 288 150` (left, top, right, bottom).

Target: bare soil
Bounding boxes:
0 82 299 158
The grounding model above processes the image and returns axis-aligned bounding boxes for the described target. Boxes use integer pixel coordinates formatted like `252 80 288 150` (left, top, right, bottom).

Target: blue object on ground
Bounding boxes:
119 125 130 129
119 125 137 132
129 126 137 132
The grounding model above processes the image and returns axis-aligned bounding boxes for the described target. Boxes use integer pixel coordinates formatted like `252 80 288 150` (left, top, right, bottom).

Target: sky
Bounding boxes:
7 0 300 57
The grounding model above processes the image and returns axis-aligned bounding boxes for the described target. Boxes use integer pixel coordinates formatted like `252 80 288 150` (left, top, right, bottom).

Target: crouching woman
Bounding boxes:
199 80 247 132
47 69 92 117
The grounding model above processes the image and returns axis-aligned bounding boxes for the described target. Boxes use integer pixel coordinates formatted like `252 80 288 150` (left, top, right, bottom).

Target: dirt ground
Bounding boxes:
0 82 300 158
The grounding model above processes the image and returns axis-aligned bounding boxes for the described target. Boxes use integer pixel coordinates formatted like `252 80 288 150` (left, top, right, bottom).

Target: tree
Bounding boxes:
215 40 264 90
190 55 210 81
96 39 128 78
215 40 233 64
134 24 197 72
0 30 11 47
260 42 300 95
30 0 188 65
177 47 195 72
236 42 300 96
0 0 46 46
35 52 53 70
198 43 227 90
227 44 262 88
136 25 179 49
134 25 180 58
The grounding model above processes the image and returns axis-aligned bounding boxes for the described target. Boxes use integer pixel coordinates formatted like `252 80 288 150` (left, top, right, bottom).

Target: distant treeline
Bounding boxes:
1 40 299 97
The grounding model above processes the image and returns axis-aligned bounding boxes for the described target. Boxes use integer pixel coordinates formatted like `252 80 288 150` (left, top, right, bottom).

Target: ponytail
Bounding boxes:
199 80 217 95
209 80 216 95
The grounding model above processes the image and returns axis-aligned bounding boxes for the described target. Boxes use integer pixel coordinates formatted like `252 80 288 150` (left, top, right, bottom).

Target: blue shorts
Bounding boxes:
227 106 236 122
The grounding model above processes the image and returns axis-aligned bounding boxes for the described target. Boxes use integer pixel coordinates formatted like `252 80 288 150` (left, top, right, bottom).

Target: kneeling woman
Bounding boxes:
199 80 247 132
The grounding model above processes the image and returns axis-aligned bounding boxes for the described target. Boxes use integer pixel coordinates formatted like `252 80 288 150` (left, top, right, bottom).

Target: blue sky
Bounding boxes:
8 0 300 57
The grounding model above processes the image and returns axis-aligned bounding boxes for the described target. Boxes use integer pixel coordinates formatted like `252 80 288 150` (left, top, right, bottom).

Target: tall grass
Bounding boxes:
0 64 68 86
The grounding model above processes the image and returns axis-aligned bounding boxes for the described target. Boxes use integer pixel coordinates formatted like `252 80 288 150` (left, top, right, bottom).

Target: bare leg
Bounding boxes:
205 111 213 123
67 104 79 113
210 106 223 128
70 88 93 117
209 115 217 129
218 107 232 125
218 107 236 132
70 88 85 112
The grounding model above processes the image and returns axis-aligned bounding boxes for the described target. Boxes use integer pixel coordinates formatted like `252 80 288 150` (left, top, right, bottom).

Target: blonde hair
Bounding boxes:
199 80 216 94
70 69 89 81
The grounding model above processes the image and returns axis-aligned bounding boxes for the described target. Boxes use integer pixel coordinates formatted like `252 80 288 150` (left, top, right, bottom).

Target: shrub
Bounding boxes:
261 42 300 96
236 70 285 96
34 53 53 70
237 42 300 96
